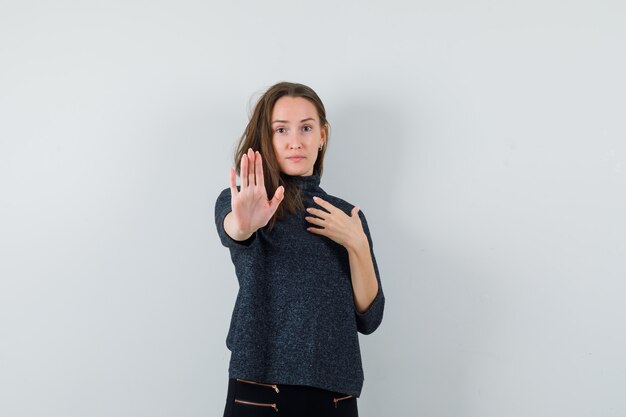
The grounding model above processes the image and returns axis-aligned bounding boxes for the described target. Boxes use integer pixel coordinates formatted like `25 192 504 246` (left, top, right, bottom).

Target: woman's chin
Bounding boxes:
280 166 314 176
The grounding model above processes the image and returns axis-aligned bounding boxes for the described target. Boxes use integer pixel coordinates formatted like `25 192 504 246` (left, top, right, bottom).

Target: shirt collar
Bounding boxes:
280 169 321 192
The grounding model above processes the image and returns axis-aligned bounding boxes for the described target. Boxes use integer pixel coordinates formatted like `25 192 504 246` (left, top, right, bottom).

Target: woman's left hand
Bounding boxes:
305 196 367 251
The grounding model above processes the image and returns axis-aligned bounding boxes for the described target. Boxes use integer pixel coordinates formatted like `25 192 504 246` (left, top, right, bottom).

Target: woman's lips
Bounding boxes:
287 157 305 162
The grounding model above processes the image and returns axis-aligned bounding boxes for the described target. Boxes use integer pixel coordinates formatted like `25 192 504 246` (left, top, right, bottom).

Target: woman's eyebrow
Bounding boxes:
271 117 316 124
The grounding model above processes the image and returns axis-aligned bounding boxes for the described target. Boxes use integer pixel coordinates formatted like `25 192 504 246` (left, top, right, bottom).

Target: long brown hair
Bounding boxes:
234 81 330 230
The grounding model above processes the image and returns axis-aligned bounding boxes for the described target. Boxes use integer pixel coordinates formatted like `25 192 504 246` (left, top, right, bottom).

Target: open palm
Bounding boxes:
229 148 284 235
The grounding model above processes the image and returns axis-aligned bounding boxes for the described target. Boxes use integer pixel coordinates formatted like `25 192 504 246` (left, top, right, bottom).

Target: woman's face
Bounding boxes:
271 96 326 176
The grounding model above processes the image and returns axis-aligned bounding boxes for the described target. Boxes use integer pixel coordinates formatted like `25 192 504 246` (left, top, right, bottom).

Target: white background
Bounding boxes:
1 1 625 416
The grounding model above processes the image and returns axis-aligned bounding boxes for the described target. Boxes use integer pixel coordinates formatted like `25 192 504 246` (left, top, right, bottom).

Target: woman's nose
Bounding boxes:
289 136 303 149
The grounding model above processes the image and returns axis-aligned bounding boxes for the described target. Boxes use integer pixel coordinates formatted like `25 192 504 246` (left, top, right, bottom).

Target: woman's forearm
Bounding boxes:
346 236 379 313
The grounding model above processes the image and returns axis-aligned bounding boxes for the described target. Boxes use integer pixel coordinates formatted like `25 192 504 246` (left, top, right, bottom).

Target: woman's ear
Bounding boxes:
322 123 329 144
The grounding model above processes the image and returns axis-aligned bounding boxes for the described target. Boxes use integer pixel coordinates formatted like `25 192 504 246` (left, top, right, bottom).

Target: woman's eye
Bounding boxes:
303 125 312 132
276 127 286 134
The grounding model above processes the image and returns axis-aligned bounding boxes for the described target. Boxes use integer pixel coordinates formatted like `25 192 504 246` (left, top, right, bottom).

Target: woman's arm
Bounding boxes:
223 211 254 242
346 236 380 313
305 197 380 313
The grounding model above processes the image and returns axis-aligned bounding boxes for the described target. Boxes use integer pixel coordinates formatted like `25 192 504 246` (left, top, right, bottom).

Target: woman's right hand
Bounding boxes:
224 148 284 241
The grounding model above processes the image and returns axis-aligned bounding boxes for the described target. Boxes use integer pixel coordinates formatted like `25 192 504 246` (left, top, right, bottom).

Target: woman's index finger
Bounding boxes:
312 196 336 213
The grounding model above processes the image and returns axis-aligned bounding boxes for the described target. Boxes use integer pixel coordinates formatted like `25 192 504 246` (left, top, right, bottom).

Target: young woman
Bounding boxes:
215 82 385 417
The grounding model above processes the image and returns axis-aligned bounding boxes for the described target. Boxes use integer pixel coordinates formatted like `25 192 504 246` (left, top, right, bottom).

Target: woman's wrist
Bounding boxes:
345 231 369 254
224 212 255 241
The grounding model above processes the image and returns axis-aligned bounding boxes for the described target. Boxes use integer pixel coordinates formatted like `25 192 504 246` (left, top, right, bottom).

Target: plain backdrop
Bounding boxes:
1 1 625 416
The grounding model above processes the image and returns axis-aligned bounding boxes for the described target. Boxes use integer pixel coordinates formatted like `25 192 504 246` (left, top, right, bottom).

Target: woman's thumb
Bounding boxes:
271 186 285 205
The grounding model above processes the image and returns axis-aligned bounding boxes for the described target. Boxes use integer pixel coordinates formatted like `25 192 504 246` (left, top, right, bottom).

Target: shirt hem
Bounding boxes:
228 367 364 398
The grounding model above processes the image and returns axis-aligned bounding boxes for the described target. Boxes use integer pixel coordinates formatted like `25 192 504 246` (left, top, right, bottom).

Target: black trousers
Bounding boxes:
223 377 359 417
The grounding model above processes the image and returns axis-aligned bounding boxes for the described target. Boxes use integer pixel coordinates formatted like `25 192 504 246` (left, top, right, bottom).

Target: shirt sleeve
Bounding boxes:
354 209 385 335
214 187 257 249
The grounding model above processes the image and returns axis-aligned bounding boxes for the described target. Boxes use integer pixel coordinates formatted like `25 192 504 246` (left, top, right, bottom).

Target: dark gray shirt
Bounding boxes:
214 171 385 397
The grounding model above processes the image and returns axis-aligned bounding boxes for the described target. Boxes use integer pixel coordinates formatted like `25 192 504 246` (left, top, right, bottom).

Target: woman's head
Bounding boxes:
271 95 327 176
234 81 330 228
235 81 329 177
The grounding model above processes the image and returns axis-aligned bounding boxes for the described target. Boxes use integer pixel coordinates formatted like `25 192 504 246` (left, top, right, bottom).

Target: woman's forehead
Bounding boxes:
271 97 318 122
